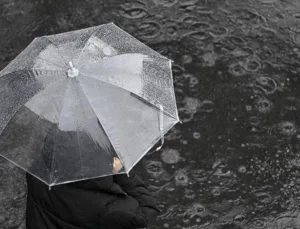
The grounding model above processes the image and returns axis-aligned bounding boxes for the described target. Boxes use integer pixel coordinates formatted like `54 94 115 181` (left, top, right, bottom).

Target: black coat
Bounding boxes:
26 171 161 229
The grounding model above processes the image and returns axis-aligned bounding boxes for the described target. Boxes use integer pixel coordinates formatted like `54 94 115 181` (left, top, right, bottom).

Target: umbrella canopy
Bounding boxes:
0 23 179 186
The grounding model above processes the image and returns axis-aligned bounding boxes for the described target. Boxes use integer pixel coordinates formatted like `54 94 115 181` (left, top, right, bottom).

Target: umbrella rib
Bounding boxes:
76 81 128 172
77 53 169 70
113 25 169 61
49 81 70 184
167 60 179 120
76 125 84 179
0 69 66 86
28 68 66 77
76 24 114 69
35 56 66 69
142 57 172 76
75 32 104 69
1 77 68 184
43 37 69 67
76 83 92 180
25 79 68 177
127 119 179 172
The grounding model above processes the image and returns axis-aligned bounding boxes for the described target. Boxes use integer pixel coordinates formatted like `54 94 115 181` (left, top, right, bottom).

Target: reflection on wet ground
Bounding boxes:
1 0 300 228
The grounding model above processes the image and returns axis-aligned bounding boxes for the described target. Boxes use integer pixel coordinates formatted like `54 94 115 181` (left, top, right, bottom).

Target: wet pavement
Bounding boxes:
1 0 300 228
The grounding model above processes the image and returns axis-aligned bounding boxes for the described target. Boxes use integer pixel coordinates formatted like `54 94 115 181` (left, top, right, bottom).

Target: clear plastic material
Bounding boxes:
0 23 179 186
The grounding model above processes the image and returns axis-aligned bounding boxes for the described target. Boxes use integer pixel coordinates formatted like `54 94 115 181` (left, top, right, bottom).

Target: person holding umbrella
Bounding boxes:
26 157 161 229
0 23 180 229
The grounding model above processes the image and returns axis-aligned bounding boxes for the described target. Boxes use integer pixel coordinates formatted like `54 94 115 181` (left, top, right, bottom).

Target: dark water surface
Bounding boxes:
1 0 300 228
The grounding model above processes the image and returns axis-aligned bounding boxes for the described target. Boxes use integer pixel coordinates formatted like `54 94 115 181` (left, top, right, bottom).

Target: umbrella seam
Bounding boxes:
78 72 176 119
0 154 50 186
168 60 180 121
112 24 170 61
49 80 71 185
35 56 66 69
75 81 89 180
42 36 69 67
76 127 84 179
75 26 112 69
0 71 67 136
43 23 112 40
0 77 68 185
77 53 172 70
76 81 128 173
0 69 66 83
127 119 179 172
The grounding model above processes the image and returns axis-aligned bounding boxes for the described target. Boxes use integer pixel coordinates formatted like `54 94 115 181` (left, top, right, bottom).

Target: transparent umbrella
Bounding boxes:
0 23 180 186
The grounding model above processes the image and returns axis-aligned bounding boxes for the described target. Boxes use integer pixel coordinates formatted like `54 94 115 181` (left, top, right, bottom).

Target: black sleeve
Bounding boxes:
113 170 161 212
99 210 147 229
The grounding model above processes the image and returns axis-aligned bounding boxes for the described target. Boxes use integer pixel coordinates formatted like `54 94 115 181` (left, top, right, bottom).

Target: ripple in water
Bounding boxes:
119 2 148 19
190 169 208 182
145 160 164 178
278 121 297 136
244 59 261 72
228 36 246 46
164 19 179 37
189 22 210 31
152 0 179 7
238 165 247 174
165 127 182 140
254 192 273 204
184 189 196 200
255 76 277 94
161 149 182 164
283 96 300 111
160 204 187 219
209 25 228 37
174 169 189 186
211 187 222 196
182 31 211 41
200 100 214 112
189 76 199 88
138 20 161 39
183 203 212 228
233 214 246 224
179 97 201 123
257 0 278 4
294 13 300 19
181 15 199 25
229 62 246 76
181 54 193 64
193 132 201 139
251 218 267 228
213 167 232 177
249 116 261 126
179 0 199 6
202 52 218 67
184 215 213 228
255 97 273 113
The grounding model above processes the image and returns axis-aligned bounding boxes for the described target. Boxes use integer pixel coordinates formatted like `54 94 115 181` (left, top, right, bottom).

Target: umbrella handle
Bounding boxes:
156 104 164 151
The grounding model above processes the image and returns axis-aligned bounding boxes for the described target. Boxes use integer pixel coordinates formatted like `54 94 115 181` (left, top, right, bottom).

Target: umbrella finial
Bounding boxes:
67 61 79 78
